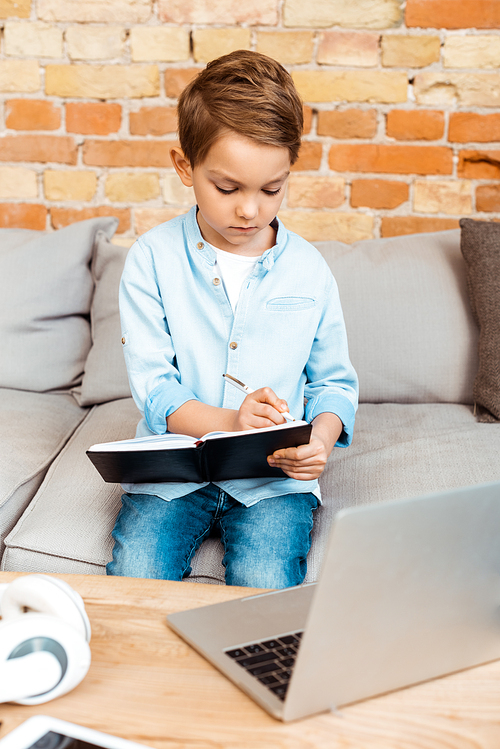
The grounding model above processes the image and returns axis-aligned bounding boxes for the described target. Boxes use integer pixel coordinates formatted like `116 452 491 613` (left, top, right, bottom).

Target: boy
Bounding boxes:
107 50 358 588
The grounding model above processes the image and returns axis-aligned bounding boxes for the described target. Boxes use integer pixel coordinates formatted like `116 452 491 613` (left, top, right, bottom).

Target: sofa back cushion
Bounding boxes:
314 229 478 404
77 228 478 408
0 217 118 393
459 218 500 422
72 232 131 406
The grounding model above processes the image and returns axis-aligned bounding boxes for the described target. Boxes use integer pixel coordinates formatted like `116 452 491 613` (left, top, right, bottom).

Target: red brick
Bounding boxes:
458 149 500 179
0 203 46 229
164 68 199 98
5 99 61 131
351 179 409 209
381 216 460 237
449 113 500 143
66 103 121 135
51 206 130 234
386 110 444 141
476 184 500 212
317 109 377 139
292 141 322 171
329 144 453 175
83 140 177 168
0 135 77 164
130 107 177 136
303 106 313 135
406 0 500 29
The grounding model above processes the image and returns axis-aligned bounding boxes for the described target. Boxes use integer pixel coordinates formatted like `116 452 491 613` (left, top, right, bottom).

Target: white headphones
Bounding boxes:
0 575 91 705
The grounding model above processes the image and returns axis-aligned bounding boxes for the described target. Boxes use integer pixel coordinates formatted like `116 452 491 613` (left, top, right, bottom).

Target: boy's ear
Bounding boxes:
170 147 194 187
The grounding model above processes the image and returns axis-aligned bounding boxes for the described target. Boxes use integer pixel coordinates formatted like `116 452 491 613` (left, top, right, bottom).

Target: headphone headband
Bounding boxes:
0 575 91 705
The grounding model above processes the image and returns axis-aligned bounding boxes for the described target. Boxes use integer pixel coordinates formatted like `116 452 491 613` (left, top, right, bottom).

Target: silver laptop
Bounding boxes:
167 481 500 722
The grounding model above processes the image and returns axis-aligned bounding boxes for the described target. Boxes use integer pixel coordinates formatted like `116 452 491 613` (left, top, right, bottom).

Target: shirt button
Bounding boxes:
229 341 238 350
213 277 221 286
197 242 204 249
121 337 126 344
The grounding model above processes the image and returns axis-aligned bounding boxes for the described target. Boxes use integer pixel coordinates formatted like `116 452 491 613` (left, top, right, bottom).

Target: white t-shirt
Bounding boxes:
212 245 260 312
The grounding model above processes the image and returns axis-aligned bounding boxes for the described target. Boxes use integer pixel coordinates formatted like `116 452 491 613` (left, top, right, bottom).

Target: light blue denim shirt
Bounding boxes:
119 206 358 506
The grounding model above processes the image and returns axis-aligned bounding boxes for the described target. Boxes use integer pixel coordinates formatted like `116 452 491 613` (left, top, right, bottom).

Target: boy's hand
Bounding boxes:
267 437 329 480
234 387 290 431
267 412 343 480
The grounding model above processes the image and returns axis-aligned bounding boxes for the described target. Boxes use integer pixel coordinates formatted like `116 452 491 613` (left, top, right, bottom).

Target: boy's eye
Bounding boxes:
215 185 282 196
216 186 237 195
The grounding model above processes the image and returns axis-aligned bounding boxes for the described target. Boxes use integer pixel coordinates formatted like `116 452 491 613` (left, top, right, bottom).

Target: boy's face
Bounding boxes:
171 132 291 255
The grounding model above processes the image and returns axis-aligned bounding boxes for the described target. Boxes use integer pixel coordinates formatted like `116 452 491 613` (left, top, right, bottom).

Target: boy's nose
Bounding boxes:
236 197 258 220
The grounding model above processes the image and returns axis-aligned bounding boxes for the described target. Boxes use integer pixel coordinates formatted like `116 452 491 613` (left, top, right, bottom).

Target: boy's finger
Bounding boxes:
272 443 322 461
277 453 324 467
251 387 288 413
271 447 299 460
256 403 288 425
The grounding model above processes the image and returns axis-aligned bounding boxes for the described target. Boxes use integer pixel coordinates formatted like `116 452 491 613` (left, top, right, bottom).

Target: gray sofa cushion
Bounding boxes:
2 398 138 574
72 227 479 411
0 388 87 556
4 401 500 583
1 397 228 583
315 230 479 405
72 232 131 406
309 402 500 578
0 218 118 392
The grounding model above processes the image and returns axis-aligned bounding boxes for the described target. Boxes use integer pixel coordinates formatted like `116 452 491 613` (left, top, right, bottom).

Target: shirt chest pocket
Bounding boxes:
266 296 316 312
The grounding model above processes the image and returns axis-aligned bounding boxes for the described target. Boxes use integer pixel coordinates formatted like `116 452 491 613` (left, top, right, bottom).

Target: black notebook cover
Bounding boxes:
87 422 312 484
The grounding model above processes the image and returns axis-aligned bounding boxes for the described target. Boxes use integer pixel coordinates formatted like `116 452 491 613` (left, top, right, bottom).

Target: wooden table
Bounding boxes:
2 572 500 748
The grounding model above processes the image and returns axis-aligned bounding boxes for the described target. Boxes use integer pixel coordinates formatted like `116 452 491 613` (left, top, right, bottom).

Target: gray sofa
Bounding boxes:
1 217 499 583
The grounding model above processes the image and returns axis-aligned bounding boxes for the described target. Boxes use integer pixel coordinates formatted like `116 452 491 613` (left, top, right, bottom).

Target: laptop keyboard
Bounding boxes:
224 631 303 701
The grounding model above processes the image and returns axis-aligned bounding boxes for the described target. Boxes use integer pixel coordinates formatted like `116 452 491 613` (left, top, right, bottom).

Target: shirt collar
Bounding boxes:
186 205 287 270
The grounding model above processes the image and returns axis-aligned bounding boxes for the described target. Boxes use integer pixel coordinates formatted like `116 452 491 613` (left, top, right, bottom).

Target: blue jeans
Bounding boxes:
106 484 318 588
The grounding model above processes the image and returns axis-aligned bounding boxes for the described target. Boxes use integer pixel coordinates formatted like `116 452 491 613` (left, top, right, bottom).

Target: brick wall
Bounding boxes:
0 0 499 244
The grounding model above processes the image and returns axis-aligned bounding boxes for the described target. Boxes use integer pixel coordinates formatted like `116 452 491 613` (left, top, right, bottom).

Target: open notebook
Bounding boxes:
87 420 312 483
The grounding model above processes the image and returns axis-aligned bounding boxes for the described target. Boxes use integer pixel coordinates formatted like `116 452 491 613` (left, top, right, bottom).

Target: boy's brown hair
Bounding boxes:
177 50 303 167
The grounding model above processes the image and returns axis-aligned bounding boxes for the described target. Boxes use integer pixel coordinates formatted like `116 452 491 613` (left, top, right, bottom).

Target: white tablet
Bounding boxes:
0 716 153 749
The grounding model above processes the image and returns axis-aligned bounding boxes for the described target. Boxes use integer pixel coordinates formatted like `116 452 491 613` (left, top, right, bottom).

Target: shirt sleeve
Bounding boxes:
303 270 358 447
119 239 199 434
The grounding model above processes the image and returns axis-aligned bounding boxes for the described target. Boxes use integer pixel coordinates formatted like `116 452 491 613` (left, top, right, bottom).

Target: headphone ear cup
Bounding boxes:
0 613 91 705
1 575 91 642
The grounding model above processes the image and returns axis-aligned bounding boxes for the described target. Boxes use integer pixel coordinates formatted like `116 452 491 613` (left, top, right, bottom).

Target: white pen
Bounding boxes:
223 373 296 422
